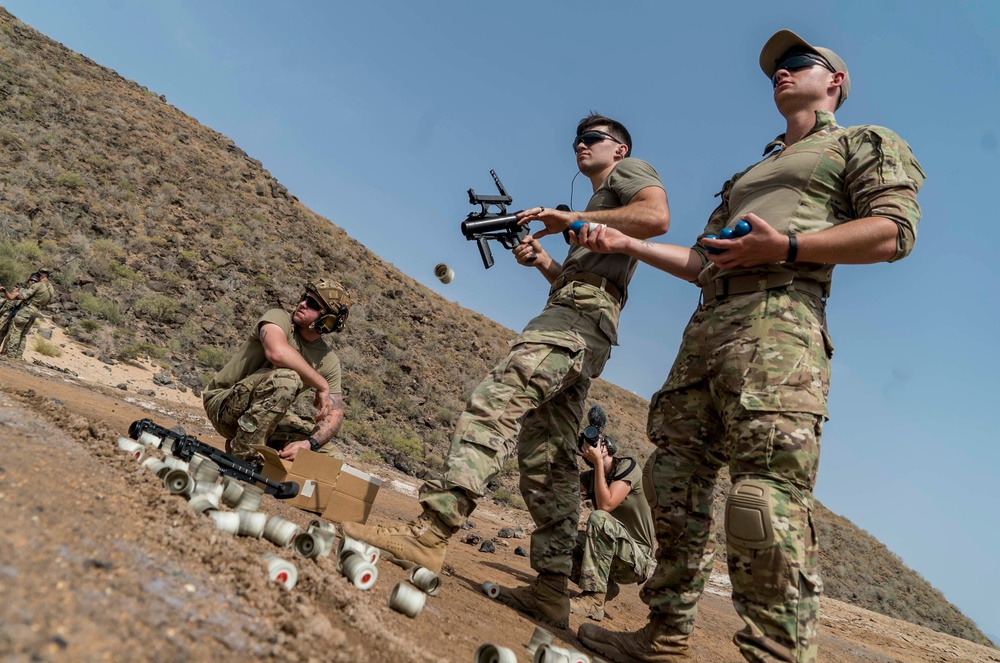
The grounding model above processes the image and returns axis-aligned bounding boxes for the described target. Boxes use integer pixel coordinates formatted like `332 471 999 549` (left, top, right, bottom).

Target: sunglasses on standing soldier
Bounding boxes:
573 130 623 149
771 53 835 88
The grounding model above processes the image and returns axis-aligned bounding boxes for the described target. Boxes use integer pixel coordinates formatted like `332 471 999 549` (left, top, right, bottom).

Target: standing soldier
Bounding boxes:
0 268 55 359
575 30 924 663
341 112 670 630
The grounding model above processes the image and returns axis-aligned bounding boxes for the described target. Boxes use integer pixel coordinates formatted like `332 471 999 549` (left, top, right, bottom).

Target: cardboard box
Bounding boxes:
255 446 343 513
255 446 382 523
322 464 383 524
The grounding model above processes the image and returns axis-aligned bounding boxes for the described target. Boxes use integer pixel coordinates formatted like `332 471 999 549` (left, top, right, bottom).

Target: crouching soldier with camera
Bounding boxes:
571 405 656 621
203 280 349 463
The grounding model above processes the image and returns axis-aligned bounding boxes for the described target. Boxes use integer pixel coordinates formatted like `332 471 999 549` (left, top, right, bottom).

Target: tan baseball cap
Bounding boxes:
759 29 850 108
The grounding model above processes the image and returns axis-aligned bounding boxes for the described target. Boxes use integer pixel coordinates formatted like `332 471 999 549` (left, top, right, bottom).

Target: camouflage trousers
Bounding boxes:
421 282 616 576
642 288 831 663
0 305 39 359
202 367 342 461
571 510 654 594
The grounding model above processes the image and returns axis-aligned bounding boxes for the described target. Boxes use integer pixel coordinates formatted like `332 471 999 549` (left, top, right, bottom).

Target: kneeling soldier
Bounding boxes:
203 280 349 462
571 405 655 621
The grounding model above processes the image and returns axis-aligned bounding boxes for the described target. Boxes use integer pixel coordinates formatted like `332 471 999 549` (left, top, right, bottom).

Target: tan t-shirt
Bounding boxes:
203 309 341 400
561 158 665 303
581 455 655 550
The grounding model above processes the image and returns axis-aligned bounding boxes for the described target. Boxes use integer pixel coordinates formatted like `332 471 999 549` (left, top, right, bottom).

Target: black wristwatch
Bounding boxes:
308 437 322 452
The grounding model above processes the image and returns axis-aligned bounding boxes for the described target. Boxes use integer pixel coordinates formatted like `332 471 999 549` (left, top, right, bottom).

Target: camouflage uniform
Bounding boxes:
0 279 55 359
574 456 655 594
642 113 924 662
203 309 343 461
420 158 665 576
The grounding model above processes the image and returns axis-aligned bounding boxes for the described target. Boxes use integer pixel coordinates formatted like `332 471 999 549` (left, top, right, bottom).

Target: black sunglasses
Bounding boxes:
771 53 835 87
301 294 325 312
573 130 622 149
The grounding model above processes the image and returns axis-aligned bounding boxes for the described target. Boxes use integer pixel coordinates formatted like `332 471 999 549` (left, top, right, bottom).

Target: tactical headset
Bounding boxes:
305 280 350 334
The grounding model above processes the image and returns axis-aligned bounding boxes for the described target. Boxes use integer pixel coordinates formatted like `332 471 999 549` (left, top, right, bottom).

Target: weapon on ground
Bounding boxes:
462 170 534 269
128 418 300 499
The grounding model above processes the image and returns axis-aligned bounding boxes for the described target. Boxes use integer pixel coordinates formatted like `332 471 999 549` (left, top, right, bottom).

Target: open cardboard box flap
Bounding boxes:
253 446 381 522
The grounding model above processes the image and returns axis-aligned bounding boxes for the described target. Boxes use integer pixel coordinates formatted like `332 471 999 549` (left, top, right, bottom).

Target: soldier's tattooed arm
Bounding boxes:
312 393 345 444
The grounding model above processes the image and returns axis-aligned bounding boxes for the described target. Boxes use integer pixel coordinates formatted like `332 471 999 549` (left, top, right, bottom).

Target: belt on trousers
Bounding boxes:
550 272 623 306
701 272 828 302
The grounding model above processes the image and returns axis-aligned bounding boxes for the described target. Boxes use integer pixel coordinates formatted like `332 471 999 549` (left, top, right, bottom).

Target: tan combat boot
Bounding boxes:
497 572 570 629
340 512 453 573
578 618 691 663
570 591 606 621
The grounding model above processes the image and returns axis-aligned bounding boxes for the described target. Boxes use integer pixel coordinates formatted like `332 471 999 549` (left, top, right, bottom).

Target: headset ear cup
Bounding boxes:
333 305 348 333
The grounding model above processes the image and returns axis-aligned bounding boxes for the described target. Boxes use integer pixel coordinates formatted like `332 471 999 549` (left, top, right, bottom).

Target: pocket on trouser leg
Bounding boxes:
446 419 508 478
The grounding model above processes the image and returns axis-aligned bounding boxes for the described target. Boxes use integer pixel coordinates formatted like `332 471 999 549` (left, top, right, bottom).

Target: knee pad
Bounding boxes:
725 480 775 550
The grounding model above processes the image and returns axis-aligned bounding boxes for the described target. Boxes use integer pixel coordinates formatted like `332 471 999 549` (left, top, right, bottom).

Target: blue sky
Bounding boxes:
4 0 998 643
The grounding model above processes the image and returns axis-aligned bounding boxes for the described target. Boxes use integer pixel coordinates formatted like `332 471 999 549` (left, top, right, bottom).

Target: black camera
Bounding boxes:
578 425 602 449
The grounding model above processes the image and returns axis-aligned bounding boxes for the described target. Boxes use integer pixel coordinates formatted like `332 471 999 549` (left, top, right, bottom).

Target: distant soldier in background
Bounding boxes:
202 279 349 463
571 405 655 622
0 279 22 320
0 268 55 359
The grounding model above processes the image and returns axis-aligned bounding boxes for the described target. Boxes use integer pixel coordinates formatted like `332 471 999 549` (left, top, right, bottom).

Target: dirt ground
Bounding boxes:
1 321 998 663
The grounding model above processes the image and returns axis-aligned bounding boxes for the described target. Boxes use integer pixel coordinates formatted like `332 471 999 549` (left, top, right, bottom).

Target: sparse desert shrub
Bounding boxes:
196 346 227 370
53 171 84 188
493 488 526 510
340 419 376 444
32 338 62 357
119 341 169 360
78 293 124 324
133 294 179 321
358 450 382 464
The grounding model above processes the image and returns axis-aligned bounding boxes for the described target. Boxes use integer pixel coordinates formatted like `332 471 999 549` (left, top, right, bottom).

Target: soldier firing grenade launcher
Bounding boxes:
462 170 536 269
704 219 752 254
128 418 300 499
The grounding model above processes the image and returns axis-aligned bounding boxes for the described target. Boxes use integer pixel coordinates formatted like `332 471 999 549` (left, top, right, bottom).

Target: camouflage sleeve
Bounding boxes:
844 126 925 262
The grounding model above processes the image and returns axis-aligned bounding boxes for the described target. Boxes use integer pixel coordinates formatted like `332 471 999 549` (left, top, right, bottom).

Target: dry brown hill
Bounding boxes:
0 6 991 648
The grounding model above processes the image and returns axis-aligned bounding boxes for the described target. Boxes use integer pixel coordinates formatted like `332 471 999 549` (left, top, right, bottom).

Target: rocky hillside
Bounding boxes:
0 7 990 647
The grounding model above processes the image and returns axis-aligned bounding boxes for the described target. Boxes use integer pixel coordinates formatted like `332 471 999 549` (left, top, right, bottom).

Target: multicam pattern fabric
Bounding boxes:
420 282 616 575
571 510 654 594
639 111 923 663
205 367 344 461
642 289 828 662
